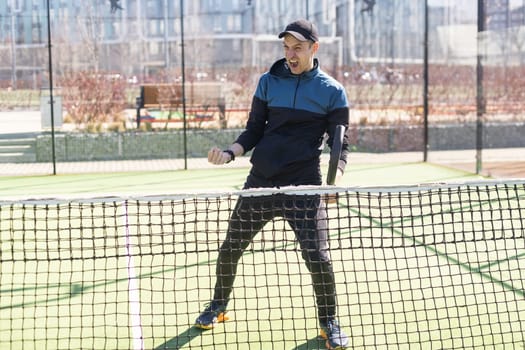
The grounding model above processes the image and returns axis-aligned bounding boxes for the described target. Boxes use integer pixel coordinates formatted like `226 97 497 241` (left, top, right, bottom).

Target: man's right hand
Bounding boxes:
208 147 232 165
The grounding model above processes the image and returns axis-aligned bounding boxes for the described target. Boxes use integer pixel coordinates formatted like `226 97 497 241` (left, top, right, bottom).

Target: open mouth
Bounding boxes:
289 60 299 69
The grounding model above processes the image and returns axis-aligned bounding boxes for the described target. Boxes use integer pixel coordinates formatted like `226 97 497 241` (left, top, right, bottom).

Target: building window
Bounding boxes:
149 41 159 55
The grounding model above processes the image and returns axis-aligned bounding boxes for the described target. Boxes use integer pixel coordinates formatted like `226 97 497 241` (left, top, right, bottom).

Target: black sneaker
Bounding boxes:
194 300 229 330
319 317 349 349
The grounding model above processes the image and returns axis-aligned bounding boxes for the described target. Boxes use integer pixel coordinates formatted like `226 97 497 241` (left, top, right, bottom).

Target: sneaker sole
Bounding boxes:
194 312 229 330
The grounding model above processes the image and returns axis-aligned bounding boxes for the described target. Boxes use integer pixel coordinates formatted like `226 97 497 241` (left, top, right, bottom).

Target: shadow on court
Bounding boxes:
154 326 205 349
290 336 327 350
154 328 326 349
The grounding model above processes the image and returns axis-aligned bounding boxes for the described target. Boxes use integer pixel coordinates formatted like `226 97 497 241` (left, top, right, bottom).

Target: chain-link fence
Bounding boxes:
0 0 524 174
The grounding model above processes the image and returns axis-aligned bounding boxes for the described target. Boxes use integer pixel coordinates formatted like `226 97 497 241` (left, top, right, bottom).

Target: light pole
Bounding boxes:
9 0 20 89
164 0 170 68
306 0 309 19
180 0 188 170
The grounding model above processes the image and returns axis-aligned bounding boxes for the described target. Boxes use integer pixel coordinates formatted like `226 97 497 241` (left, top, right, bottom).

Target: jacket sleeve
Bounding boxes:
326 87 350 173
234 76 269 153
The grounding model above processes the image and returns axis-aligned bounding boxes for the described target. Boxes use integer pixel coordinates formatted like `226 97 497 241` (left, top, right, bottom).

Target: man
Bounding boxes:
195 19 350 350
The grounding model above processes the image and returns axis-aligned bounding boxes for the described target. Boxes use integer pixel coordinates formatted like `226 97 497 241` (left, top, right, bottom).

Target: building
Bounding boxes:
0 0 523 87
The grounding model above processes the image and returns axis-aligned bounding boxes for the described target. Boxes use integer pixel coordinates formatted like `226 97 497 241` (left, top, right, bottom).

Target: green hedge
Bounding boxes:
36 129 243 162
35 123 525 162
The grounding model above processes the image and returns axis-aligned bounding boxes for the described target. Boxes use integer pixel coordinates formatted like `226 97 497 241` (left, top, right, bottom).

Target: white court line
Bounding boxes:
123 201 145 350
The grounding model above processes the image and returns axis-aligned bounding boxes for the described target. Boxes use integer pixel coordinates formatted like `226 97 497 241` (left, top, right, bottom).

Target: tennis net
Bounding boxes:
1 180 524 349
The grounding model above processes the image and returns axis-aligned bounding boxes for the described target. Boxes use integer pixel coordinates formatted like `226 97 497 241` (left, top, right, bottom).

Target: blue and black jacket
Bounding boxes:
235 58 350 187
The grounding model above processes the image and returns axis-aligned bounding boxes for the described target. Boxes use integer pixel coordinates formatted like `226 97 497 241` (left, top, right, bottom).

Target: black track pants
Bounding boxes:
212 193 337 322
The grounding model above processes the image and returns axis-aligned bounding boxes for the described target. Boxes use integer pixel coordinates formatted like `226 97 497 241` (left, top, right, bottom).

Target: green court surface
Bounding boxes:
0 161 485 199
4 162 522 350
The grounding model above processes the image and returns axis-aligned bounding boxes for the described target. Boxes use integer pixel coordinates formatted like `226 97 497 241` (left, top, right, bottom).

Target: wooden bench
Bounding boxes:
135 82 225 127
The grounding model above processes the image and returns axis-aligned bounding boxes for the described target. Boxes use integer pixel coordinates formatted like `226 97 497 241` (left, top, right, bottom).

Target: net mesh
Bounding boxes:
1 181 524 350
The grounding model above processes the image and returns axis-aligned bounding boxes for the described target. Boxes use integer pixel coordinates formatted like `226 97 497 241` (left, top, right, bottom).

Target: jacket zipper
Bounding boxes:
292 75 301 108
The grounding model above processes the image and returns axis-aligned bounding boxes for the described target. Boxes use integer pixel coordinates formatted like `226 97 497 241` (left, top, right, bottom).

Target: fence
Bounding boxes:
0 0 524 173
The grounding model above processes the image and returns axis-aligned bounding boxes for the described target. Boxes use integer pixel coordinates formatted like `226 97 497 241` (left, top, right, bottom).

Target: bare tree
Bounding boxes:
76 2 103 71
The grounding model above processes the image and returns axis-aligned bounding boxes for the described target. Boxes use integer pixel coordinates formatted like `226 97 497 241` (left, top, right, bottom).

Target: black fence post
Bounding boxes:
476 0 485 174
46 0 56 175
423 0 429 162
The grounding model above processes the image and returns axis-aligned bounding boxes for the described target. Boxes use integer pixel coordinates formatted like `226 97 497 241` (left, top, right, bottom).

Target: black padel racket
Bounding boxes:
326 125 345 185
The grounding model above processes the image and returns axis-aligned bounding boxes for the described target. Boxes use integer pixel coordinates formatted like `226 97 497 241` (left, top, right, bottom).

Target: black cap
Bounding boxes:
278 19 319 42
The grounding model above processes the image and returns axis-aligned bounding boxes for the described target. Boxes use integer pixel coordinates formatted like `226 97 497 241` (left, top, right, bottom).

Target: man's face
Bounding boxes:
282 34 319 75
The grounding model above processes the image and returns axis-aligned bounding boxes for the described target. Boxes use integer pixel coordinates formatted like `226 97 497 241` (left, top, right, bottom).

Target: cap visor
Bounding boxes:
278 30 308 41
